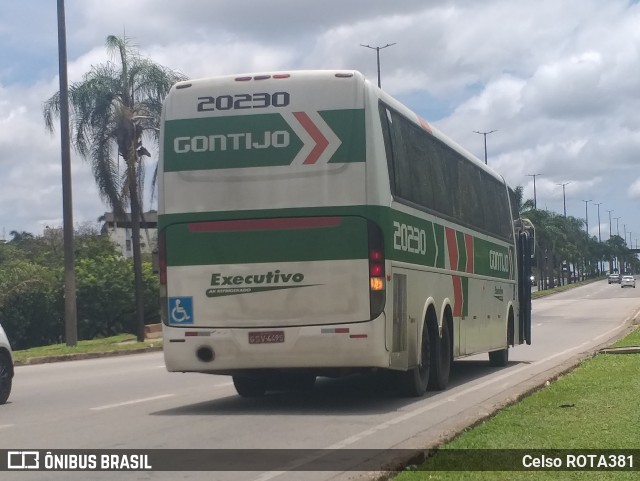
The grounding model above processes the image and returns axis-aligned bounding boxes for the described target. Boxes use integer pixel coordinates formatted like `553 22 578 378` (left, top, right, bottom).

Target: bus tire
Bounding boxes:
428 320 451 390
489 313 513 367
399 321 431 397
233 376 267 397
489 348 508 366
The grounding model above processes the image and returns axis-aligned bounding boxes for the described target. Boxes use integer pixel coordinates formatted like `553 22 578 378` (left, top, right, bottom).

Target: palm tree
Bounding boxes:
511 186 535 216
43 35 188 341
8 231 35 246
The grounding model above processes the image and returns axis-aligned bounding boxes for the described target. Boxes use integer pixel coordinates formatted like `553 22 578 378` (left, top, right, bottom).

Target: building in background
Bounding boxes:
100 211 157 258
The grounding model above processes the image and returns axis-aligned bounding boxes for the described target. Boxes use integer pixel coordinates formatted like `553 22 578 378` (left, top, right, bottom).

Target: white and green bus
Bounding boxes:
158 70 533 397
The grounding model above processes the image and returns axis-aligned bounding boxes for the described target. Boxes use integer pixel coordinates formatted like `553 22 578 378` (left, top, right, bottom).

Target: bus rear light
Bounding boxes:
370 277 385 291
368 222 386 318
158 232 167 286
370 264 383 277
234 74 290 82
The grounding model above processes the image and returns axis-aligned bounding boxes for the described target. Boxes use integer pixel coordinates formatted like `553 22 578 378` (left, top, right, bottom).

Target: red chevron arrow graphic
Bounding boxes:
293 111 329 164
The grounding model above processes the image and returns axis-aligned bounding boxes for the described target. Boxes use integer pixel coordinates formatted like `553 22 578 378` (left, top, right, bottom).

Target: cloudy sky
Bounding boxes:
1 0 639 245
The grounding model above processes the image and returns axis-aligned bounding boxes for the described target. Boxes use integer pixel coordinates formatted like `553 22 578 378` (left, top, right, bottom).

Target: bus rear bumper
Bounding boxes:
162 315 389 373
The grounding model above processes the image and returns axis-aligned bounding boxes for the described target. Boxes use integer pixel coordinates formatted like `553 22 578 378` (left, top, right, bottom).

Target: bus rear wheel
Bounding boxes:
232 376 267 397
489 315 513 367
399 322 431 397
428 321 451 390
489 348 508 366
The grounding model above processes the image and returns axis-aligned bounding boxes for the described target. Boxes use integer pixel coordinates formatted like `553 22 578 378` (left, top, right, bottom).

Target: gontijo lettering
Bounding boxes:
489 250 509 272
174 131 290 153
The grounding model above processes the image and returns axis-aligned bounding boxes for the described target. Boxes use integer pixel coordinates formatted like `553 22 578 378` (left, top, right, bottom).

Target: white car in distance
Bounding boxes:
621 275 636 288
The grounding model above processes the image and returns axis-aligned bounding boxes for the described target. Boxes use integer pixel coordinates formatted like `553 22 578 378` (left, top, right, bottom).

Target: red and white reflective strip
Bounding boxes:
321 327 367 339
185 331 211 337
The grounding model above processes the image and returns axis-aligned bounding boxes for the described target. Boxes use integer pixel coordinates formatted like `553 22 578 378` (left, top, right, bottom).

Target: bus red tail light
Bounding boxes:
368 222 386 318
158 231 167 286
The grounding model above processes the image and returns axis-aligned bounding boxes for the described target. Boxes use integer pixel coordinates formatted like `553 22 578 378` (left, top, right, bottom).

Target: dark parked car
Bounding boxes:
0 323 13 404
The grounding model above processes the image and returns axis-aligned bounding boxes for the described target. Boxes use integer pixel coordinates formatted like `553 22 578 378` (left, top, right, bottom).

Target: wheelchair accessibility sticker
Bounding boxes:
168 297 194 324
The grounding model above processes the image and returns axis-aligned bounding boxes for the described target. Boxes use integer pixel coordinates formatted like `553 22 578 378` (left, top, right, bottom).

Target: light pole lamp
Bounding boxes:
473 130 497 165
360 43 396 88
527 174 541 209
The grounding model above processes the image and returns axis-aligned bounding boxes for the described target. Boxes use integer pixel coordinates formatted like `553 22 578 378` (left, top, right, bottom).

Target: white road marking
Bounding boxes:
90 394 175 411
0 424 15 429
251 338 607 481
592 319 628 341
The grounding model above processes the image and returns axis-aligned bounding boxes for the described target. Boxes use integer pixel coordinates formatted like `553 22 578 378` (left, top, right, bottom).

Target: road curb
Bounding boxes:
599 346 640 354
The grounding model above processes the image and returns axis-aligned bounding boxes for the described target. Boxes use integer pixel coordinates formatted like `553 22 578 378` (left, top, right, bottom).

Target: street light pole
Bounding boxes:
614 217 620 236
527 174 541 209
473 130 497 165
594 202 602 243
557 182 570 217
607 210 614 238
360 43 396 88
582 199 592 235
594 202 602 274
57 0 77 347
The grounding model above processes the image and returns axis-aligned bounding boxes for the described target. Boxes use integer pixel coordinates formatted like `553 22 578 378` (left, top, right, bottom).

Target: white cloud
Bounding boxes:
1 0 640 235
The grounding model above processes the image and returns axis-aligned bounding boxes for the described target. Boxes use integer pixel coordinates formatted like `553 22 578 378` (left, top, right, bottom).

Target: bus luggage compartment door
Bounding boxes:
163 215 372 328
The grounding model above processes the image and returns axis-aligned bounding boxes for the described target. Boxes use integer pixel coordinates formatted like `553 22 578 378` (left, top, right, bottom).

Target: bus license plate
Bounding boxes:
248 331 285 344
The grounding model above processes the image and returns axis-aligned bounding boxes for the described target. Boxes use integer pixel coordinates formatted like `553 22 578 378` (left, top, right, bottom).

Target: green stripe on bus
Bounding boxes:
165 216 368 266
456 230 467 272
163 109 365 172
319 109 366 163
461 277 469 317
159 205 513 279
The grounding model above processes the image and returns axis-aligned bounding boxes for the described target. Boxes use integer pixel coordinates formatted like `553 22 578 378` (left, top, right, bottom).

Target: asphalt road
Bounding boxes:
1 279 639 481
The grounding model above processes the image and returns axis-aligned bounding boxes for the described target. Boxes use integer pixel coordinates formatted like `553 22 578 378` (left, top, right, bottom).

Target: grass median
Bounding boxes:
12 334 162 365
395 326 640 480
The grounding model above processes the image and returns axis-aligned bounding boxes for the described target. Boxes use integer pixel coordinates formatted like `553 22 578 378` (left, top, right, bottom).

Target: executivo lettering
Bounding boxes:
206 270 317 298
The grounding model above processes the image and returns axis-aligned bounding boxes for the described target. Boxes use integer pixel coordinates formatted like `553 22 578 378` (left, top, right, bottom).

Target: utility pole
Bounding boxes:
527 174 541 209
360 43 396 88
594 202 602 274
57 0 77 347
582 199 592 235
594 203 602 243
607 209 614 238
473 130 497 165
557 182 570 217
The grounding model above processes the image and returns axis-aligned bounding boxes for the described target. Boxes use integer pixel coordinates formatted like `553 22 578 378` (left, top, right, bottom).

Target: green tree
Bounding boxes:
0 260 62 349
43 35 187 341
